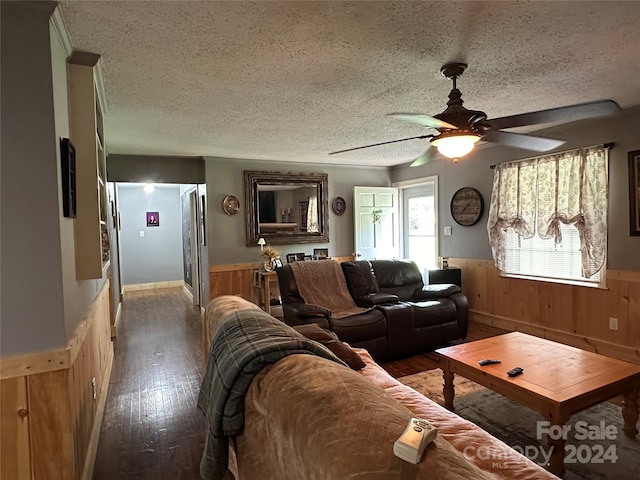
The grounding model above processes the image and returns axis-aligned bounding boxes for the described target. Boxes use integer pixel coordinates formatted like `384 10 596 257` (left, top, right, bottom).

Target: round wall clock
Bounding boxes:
450 187 484 226
222 195 240 215
332 196 346 215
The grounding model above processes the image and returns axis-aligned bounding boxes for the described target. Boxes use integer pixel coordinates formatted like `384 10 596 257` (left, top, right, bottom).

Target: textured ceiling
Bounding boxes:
59 1 640 167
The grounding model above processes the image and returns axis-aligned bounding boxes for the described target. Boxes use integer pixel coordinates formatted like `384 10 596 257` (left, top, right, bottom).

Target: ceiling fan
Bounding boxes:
329 63 620 167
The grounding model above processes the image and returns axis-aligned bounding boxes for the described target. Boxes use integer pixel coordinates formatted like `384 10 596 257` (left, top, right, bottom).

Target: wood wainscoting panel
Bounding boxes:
28 370 75 480
450 258 640 364
209 262 259 300
0 281 113 480
0 376 31 480
208 256 356 303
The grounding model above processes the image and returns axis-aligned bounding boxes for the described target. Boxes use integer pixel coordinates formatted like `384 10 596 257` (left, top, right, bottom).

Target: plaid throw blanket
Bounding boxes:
197 308 345 480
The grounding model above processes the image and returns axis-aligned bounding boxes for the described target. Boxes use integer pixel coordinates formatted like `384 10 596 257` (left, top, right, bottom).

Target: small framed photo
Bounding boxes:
285 254 297 263
146 211 160 227
304 255 312 261
273 258 283 269
313 248 329 258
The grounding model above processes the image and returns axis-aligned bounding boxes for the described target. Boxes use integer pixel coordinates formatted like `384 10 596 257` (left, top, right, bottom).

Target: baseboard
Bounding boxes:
123 280 183 295
81 345 114 480
110 302 122 339
183 285 194 302
469 310 640 365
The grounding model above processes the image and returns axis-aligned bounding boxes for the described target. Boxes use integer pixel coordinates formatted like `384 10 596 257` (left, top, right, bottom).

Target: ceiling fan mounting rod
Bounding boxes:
440 62 467 81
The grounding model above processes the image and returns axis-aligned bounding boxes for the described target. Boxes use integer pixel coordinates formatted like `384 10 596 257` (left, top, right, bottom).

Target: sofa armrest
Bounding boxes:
282 303 331 329
416 283 461 300
355 292 399 307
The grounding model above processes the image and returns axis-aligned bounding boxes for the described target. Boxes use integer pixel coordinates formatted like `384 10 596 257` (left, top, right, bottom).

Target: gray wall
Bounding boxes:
204 158 391 264
390 106 640 272
1 3 105 356
117 184 185 285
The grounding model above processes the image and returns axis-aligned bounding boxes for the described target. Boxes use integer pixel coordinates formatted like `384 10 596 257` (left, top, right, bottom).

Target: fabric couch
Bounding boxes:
276 259 467 360
200 296 557 480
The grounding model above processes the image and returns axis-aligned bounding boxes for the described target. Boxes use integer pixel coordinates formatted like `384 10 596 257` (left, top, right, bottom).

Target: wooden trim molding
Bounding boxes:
1 281 110 380
122 280 184 294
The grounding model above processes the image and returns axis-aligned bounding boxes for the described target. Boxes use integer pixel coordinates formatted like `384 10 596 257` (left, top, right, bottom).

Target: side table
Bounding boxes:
253 270 282 317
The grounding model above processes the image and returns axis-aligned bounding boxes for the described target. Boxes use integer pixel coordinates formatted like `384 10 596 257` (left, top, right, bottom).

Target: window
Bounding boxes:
487 147 608 287
400 178 438 276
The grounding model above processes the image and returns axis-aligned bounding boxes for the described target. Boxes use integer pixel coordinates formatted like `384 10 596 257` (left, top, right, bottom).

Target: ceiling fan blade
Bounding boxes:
486 100 620 130
388 113 457 130
329 134 434 155
484 130 565 152
410 147 435 167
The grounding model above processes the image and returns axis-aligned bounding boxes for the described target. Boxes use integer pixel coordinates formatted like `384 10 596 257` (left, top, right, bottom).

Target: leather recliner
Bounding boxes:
276 259 468 361
341 259 468 358
276 264 389 360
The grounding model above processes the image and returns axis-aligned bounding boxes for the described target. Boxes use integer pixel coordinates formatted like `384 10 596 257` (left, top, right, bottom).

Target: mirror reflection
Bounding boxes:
258 184 319 234
245 171 329 246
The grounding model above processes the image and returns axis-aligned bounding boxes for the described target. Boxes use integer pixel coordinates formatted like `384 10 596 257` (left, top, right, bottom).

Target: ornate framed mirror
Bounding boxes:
244 170 329 246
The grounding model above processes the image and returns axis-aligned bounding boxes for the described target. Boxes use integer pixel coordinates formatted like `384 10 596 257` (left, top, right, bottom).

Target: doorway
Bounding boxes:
401 179 438 277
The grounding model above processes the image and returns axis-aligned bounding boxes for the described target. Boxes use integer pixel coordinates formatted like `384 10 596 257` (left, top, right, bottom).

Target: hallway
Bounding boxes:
93 288 205 480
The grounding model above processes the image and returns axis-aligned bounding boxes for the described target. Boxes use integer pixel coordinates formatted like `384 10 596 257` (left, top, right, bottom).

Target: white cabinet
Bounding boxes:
68 52 110 279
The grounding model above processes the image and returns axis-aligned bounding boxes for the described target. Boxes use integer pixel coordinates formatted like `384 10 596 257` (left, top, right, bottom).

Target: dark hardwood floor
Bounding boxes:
92 289 505 479
93 288 205 480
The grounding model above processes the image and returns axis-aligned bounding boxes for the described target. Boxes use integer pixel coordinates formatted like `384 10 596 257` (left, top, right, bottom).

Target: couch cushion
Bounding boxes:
409 299 458 328
370 259 423 287
341 260 379 298
329 309 387 343
370 259 424 301
293 324 366 370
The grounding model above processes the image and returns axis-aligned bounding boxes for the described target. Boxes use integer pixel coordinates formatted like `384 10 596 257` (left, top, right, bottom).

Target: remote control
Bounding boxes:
478 359 501 366
507 367 524 377
393 418 438 464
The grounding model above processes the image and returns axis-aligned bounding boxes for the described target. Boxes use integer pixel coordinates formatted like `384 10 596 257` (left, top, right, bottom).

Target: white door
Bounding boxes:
354 186 400 260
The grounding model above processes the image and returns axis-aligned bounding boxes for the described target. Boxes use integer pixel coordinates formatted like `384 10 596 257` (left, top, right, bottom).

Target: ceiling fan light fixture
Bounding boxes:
431 132 481 159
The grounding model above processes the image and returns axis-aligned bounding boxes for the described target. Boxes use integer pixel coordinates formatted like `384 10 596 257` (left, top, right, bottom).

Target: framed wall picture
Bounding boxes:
146 211 160 227
332 196 346 216
60 138 76 218
629 150 640 236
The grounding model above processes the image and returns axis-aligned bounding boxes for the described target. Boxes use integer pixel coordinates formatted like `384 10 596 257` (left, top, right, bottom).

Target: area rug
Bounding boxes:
398 369 640 480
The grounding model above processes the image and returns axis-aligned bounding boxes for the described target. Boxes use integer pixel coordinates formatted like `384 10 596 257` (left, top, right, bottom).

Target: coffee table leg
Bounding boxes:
442 369 455 410
544 409 569 478
622 380 639 438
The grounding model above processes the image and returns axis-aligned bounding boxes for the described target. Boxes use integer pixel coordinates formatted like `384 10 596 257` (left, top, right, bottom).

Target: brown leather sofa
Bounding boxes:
276 265 389 359
276 259 468 361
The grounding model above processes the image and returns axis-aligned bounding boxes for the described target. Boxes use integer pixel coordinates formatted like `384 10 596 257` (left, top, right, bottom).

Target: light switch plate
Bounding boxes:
444 226 452 236
140 231 145 237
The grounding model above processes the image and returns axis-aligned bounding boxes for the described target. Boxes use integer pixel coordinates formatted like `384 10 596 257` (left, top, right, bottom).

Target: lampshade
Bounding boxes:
431 132 481 159
257 237 266 250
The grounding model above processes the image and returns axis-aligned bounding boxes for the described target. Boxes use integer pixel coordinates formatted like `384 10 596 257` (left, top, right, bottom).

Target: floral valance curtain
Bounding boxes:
487 146 608 277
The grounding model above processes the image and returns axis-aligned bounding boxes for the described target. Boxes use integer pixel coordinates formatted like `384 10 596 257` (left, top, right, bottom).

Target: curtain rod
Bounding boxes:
489 142 615 169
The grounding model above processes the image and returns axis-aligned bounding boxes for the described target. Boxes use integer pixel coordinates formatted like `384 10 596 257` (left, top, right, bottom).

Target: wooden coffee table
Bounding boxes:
436 332 640 477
